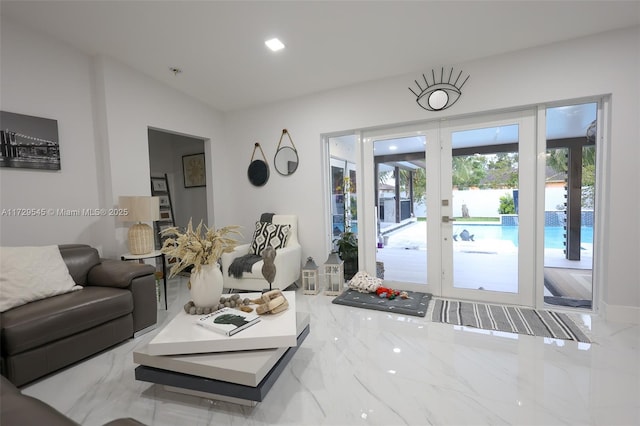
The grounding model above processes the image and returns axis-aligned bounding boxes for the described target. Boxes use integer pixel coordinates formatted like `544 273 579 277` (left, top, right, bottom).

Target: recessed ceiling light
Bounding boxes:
389 145 398 151
265 38 285 52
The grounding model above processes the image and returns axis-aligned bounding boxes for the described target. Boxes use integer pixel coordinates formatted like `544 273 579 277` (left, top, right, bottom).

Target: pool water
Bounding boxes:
453 224 594 249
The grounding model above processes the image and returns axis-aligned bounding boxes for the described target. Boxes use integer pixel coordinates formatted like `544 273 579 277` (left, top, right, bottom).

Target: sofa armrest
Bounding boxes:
87 260 155 288
103 419 147 426
273 242 302 285
87 260 157 332
1 376 78 425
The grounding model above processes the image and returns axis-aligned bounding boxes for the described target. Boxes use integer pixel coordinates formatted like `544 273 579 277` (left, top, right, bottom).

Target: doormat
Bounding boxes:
332 289 431 317
430 298 591 343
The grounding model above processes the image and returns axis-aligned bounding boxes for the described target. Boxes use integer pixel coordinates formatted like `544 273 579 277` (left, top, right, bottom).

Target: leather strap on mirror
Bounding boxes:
250 142 268 165
276 129 297 151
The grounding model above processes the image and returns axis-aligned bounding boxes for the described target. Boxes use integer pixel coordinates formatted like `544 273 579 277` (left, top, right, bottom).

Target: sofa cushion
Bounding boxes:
1 287 133 356
0 246 82 312
248 221 291 256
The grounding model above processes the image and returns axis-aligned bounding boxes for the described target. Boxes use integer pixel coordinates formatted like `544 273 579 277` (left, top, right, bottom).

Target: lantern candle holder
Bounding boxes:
301 256 320 295
324 252 344 296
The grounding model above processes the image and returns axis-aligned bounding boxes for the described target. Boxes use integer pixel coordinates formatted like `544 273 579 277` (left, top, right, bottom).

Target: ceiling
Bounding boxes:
2 1 639 112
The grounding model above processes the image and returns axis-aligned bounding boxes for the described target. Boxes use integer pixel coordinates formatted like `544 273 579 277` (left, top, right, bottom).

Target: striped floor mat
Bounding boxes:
431 299 591 343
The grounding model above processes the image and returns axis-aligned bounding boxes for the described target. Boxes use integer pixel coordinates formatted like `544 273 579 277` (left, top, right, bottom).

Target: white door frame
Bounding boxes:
439 109 536 306
361 109 537 306
362 123 439 294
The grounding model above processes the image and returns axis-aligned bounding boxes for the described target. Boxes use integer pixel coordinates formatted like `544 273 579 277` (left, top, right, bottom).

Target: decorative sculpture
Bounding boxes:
409 67 470 111
261 245 277 291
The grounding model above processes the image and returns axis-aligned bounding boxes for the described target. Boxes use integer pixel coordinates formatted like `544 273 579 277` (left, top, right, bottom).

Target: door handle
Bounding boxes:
442 216 456 223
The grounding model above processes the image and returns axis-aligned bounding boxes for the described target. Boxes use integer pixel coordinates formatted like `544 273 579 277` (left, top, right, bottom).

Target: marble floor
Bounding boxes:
22 278 639 426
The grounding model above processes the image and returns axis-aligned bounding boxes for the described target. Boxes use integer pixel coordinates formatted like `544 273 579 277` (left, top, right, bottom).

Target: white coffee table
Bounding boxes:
145 291 299 355
133 291 309 406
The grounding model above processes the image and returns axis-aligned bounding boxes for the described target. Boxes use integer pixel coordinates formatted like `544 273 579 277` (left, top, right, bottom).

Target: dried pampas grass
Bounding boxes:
160 219 241 278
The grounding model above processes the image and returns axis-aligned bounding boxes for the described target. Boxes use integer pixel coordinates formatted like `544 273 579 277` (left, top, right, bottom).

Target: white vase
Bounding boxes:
189 263 223 308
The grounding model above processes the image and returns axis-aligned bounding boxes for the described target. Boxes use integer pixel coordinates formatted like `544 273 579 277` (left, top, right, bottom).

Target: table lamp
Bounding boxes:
119 196 160 255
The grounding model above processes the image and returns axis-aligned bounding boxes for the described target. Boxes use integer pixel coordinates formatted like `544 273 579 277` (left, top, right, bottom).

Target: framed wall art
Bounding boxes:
158 195 170 208
182 153 206 188
0 111 60 170
151 177 168 192
159 209 173 222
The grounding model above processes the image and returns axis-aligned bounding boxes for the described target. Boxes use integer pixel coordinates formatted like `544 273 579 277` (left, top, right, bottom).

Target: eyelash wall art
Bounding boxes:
409 67 470 112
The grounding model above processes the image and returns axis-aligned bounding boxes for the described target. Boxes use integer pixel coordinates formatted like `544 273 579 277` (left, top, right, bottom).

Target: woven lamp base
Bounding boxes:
128 223 154 255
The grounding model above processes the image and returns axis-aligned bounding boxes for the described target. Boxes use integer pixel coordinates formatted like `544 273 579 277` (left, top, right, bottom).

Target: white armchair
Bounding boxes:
221 215 302 292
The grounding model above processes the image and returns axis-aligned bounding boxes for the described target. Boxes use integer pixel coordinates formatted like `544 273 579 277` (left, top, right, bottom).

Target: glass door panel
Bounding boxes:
441 111 535 306
374 135 427 284
543 103 596 309
450 142 519 293
328 135 359 281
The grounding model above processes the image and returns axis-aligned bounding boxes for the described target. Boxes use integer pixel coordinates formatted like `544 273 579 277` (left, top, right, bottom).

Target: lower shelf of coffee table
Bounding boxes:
135 323 309 404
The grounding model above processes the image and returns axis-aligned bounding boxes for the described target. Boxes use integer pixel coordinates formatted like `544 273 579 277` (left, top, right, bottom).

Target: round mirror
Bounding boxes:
274 146 299 176
248 159 269 186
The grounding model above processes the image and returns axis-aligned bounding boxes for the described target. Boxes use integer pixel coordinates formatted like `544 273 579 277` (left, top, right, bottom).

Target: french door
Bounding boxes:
362 109 536 306
439 110 535 305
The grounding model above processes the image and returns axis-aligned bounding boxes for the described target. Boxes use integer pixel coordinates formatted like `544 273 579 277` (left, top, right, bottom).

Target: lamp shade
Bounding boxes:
118 196 160 255
118 196 160 223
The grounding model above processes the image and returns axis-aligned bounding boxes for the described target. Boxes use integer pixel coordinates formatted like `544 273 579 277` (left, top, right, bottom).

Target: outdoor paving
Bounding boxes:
376 220 592 298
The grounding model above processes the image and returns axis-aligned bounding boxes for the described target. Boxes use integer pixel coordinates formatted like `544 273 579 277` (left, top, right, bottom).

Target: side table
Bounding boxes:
121 250 168 309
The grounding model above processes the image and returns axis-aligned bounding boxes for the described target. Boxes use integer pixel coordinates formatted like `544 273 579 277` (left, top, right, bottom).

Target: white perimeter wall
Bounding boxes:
407 188 567 218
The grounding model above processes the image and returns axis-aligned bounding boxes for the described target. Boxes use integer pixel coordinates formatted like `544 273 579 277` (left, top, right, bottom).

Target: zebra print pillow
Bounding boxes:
249 221 291 256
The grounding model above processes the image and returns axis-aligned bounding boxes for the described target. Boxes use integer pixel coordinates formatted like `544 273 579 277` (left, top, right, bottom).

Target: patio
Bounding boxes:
376 219 593 304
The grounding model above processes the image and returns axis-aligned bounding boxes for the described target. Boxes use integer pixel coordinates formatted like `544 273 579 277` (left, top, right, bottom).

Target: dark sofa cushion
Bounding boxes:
1 287 133 356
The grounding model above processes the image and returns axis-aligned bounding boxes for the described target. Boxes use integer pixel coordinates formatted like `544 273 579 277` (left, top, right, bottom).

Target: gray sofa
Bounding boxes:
0 244 157 387
0 375 145 425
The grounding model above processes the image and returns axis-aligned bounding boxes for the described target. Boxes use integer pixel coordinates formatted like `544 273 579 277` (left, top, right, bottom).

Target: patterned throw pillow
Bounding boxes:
249 221 291 256
348 271 382 293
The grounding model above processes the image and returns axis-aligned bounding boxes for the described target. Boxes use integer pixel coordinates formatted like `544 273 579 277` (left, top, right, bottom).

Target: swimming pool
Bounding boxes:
453 224 594 249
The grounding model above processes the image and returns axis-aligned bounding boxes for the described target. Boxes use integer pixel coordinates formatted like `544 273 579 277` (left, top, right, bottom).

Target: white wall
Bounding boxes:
0 17 224 259
220 27 639 319
94 56 224 257
0 19 105 250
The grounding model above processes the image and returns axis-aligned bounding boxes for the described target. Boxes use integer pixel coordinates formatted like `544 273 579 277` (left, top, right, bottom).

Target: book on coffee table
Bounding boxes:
196 307 260 336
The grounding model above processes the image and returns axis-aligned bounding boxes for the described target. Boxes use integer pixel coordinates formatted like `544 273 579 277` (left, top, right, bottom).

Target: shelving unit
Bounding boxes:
149 174 175 305
150 174 175 250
